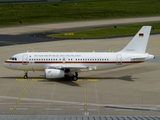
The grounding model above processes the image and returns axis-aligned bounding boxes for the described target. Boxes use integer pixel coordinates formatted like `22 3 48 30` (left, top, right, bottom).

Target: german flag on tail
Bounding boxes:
139 33 144 37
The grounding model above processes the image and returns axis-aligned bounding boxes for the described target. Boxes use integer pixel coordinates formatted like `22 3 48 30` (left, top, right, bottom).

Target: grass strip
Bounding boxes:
0 0 160 26
47 23 160 38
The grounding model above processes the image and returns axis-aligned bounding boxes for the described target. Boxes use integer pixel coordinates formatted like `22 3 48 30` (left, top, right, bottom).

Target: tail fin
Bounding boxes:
120 26 151 53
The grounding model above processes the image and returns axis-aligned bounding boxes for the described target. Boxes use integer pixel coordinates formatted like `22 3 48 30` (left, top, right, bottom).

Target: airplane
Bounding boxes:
3 26 155 81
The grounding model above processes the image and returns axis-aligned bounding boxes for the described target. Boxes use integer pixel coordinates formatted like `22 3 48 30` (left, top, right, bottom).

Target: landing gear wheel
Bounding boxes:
72 76 78 81
75 72 78 77
70 72 78 81
24 75 28 79
24 71 28 79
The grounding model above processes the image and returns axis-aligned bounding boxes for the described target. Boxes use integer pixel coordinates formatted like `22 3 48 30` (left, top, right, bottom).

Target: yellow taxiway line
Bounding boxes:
10 81 30 115
16 79 99 82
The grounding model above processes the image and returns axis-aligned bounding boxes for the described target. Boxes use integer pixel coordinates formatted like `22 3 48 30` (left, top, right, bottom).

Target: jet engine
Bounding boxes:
45 69 65 78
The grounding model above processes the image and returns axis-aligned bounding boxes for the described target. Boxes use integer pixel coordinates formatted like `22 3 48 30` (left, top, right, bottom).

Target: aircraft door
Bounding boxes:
116 54 122 65
22 54 28 65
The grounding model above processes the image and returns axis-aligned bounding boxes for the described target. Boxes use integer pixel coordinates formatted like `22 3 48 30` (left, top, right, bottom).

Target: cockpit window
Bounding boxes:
9 57 17 61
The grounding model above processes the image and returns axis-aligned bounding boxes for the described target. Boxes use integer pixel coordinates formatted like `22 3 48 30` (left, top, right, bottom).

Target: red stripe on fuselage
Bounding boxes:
4 61 28 64
4 61 143 64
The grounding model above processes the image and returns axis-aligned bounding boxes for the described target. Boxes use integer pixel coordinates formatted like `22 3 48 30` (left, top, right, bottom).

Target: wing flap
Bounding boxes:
61 65 89 69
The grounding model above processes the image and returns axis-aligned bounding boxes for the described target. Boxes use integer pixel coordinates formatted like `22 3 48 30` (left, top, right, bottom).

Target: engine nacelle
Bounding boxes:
45 69 65 79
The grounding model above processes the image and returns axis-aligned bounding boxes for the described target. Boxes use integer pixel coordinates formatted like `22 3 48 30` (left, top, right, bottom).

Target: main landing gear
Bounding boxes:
65 69 79 81
71 72 78 81
24 71 28 79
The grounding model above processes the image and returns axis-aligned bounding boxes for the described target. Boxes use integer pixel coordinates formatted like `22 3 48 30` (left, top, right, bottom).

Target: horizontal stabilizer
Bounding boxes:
131 57 146 61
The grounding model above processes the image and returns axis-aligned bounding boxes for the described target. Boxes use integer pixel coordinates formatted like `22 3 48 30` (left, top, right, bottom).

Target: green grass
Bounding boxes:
0 0 160 26
47 23 160 38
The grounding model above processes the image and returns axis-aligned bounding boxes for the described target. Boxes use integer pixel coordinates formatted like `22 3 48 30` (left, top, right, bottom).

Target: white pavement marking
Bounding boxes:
80 109 97 111
87 109 97 111
44 108 62 111
0 16 160 35
115 109 133 112
10 108 27 110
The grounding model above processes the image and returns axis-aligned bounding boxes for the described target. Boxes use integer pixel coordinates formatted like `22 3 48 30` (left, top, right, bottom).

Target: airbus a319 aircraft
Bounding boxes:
4 26 155 81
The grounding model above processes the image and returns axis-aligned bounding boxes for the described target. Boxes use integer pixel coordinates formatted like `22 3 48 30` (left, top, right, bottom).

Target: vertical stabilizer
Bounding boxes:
120 26 151 53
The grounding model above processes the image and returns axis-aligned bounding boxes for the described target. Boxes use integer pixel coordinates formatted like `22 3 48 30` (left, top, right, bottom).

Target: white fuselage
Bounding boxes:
4 52 153 72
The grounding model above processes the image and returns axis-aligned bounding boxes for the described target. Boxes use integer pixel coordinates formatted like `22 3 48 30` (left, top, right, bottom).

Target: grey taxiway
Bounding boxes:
0 17 160 116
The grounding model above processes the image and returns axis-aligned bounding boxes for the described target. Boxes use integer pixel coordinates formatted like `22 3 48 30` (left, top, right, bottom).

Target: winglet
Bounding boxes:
120 26 151 53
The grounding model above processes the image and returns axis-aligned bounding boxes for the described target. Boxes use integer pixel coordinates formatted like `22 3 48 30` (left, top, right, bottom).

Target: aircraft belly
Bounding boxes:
28 64 44 71
11 62 133 71
14 64 44 71
95 63 128 70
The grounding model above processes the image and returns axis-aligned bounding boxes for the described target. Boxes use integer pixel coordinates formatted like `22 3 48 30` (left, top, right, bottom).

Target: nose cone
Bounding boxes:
3 60 11 69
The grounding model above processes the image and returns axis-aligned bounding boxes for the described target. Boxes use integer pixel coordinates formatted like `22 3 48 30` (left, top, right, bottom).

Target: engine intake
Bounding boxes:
45 69 65 79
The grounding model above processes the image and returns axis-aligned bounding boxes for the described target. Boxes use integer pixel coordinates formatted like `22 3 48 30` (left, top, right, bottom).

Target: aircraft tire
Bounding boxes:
75 72 78 77
72 76 78 81
24 75 28 79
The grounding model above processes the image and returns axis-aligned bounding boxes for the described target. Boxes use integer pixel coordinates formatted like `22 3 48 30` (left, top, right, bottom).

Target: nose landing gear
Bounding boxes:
24 71 28 79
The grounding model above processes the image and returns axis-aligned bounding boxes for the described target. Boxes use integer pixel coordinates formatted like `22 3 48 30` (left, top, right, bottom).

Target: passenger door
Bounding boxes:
116 54 122 65
22 54 28 65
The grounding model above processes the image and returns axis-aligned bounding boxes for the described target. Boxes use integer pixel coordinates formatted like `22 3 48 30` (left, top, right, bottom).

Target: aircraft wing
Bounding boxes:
60 65 89 69
45 65 89 69
45 64 97 71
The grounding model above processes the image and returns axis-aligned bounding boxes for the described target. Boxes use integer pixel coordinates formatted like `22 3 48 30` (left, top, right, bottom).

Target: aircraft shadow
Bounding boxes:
79 75 134 82
37 75 134 82
0 76 81 87
0 75 134 82
44 78 81 87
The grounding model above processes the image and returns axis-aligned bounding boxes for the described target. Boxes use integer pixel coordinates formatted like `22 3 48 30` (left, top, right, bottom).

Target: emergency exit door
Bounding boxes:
116 54 122 65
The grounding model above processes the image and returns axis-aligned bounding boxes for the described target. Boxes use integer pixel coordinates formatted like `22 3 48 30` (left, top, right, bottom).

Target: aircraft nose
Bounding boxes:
3 60 10 68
